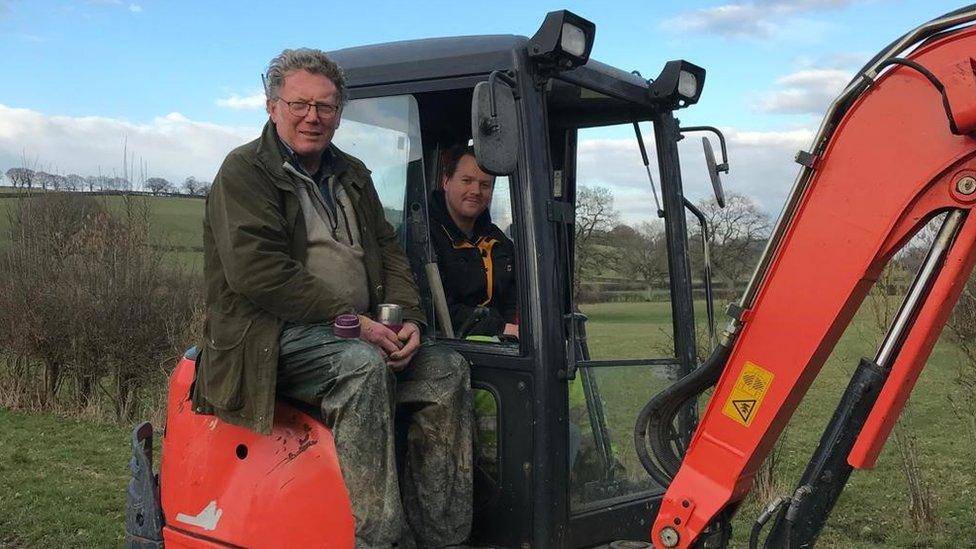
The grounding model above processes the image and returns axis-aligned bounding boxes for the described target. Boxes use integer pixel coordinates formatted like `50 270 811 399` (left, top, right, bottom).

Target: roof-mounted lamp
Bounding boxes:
528 10 596 71
648 60 707 108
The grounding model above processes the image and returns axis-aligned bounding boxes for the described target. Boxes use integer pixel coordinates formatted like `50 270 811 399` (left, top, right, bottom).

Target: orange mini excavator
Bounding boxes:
125 6 976 548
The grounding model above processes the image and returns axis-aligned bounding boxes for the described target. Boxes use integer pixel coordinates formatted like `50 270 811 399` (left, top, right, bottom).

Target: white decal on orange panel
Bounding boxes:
176 500 223 531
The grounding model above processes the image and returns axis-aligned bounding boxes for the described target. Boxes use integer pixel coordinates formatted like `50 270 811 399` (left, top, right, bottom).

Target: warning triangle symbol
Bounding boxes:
733 399 757 422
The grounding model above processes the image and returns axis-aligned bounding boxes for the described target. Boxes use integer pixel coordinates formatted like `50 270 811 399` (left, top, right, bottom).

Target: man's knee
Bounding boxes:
415 344 471 391
339 340 386 371
338 341 394 396
322 341 394 421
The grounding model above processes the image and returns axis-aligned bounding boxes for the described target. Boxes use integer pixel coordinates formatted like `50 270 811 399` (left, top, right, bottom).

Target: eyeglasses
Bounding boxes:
276 98 340 119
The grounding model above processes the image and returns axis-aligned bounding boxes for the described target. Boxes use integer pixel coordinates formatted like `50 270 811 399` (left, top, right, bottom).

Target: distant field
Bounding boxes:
0 193 205 271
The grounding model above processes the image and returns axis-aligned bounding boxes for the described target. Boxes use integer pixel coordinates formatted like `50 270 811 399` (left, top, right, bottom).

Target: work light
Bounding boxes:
649 60 707 108
528 10 596 71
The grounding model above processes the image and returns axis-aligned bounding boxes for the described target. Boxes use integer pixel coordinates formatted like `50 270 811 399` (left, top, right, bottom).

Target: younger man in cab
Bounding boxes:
429 145 518 338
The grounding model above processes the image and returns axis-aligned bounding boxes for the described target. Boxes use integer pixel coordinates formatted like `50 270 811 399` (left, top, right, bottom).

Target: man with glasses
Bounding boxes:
193 48 472 548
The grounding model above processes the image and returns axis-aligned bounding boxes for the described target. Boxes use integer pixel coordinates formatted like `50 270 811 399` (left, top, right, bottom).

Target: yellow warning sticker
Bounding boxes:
722 361 774 427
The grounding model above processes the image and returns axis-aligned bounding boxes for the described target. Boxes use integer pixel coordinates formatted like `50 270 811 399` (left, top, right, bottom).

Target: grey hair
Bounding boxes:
264 48 349 105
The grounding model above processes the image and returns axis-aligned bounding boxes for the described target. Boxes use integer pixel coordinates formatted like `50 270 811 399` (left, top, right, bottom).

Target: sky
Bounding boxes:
0 0 969 218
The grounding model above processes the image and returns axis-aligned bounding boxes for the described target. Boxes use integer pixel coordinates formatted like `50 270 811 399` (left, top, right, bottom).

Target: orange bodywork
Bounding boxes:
159 357 355 548
652 27 976 547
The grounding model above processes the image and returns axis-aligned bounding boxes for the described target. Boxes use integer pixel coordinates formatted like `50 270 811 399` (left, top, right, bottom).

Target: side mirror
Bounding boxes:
702 137 726 208
472 72 518 176
680 126 730 209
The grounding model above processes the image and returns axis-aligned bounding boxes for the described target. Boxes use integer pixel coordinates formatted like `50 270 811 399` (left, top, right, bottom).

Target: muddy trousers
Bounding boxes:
277 324 473 549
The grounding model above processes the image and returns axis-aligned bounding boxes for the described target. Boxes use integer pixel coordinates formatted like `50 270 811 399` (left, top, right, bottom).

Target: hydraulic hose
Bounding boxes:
634 340 732 486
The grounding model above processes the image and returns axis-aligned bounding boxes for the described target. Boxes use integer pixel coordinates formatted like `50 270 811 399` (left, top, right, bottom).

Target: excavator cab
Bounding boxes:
127 5 976 549
125 10 721 549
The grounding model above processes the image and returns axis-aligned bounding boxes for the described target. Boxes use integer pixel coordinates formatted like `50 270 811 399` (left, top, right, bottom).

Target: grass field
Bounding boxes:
0 410 129 548
0 193 205 271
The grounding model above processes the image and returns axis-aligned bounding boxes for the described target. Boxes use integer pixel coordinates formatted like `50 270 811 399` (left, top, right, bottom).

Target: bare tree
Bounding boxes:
182 176 201 196
947 274 976 455
36 172 67 191
146 177 173 196
612 221 669 298
35 171 53 190
196 182 212 196
18 150 40 191
65 174 84 192
5 168 35 189
697 193 771 298
574 185 619 301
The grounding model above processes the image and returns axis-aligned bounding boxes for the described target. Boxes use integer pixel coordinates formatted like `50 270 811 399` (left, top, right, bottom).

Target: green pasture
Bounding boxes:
0 193 205 271
0 410 129 548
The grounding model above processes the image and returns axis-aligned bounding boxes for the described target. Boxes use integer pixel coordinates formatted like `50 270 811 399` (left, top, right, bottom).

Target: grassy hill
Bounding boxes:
0 192 205 271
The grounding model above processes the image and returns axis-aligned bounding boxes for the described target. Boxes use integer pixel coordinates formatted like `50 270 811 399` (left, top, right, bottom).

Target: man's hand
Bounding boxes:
358 315 402 358
387 321 421 372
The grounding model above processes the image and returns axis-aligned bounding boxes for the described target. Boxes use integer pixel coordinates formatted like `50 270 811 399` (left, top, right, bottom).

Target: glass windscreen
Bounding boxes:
333 95 423 232
568 363 678 510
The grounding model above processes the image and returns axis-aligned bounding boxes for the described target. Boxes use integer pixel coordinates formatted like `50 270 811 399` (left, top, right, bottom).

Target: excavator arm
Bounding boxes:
647 7 976 548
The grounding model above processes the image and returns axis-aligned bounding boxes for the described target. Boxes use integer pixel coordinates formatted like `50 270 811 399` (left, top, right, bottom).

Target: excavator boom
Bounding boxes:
651 8 976 548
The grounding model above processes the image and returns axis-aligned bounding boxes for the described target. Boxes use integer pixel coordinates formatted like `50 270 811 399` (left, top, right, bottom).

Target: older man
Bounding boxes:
192 48 472 549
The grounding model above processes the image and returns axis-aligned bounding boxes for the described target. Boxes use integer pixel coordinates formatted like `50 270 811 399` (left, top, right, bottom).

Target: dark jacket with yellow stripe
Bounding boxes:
192 121 425 434
429 189 517 336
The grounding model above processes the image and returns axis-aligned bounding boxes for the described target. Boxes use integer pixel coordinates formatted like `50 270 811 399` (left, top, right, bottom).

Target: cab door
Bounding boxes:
544 97 702 546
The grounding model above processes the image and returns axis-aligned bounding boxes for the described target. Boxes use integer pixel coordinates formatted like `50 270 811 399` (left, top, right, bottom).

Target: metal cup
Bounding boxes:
376 303 403 332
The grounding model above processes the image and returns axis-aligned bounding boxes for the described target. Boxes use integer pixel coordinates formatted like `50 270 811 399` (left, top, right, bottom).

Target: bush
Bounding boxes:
0 193 202 421
947 274 976 455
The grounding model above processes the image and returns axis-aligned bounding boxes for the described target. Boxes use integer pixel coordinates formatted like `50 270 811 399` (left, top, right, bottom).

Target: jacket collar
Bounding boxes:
254 120 360 190
429 188 493 242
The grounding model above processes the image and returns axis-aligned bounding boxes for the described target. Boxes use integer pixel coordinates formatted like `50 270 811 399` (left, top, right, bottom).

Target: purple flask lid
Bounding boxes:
334 314 361 338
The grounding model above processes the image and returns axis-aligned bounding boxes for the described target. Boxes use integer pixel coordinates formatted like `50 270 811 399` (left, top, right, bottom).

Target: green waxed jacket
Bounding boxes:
191 121 425 434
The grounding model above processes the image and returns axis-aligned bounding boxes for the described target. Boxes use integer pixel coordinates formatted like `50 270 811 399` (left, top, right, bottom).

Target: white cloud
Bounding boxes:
0 103 814 220
664 0 863 39
129 3 142 13
795 51 869 71
0 104 259 185
758 68 852 114
216 92 266 110
576 127 813 221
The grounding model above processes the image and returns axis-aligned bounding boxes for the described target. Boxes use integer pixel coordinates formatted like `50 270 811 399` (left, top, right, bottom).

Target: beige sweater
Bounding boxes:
289 167 370 316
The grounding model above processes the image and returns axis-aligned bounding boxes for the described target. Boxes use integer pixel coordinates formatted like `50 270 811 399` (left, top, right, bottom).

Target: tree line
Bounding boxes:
574 185 771 303
2 167 211 196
